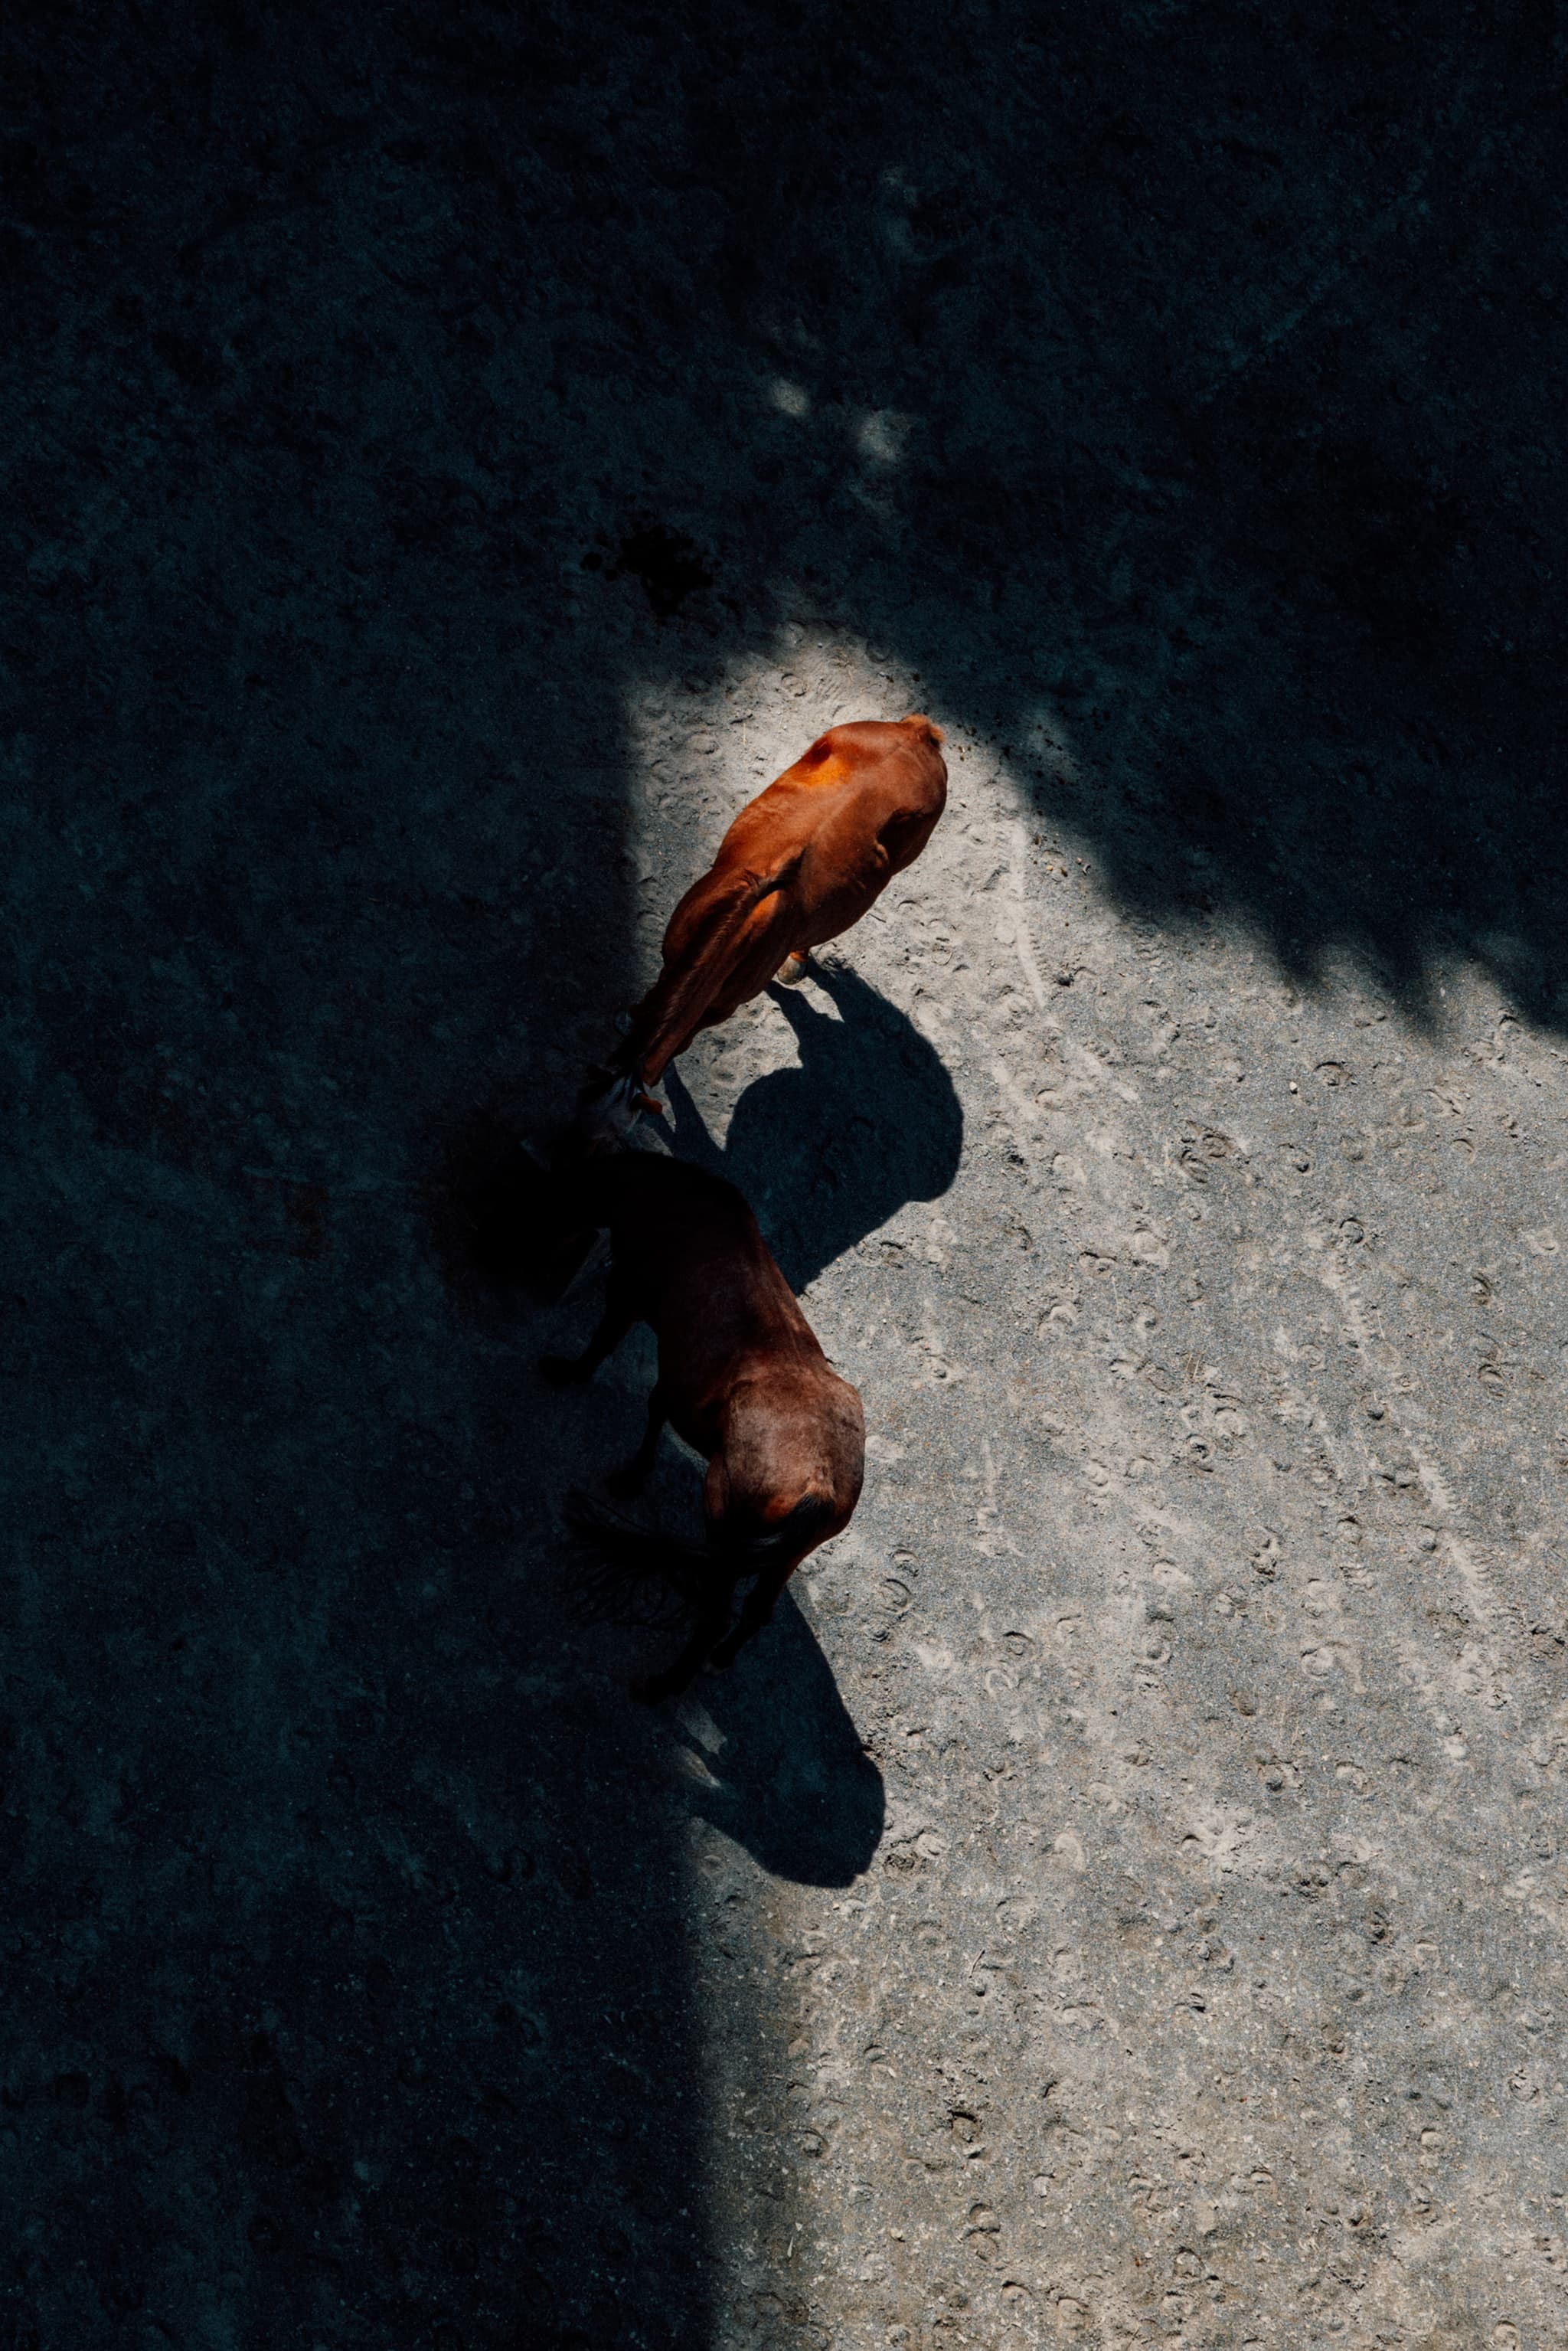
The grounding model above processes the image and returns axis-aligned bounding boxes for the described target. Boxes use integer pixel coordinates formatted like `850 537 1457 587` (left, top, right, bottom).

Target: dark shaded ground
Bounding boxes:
2 1 1563 2344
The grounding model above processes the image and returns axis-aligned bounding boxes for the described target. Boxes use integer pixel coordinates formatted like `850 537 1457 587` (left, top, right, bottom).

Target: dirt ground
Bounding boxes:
3 4 1566 2346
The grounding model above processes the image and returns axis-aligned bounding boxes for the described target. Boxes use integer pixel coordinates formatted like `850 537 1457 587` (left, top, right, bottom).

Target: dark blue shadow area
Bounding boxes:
677 1591 885 1888
665 964 963 1291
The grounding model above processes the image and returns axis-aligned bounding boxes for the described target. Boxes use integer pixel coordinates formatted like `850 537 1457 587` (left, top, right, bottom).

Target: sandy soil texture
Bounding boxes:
2 4 1564 2346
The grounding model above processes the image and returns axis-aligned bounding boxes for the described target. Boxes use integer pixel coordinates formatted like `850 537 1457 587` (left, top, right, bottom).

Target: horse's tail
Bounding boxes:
616 857 799 1085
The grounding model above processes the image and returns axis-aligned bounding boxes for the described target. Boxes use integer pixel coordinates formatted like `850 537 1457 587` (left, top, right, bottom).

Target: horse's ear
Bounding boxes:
900 714 944 745
799 736 833 768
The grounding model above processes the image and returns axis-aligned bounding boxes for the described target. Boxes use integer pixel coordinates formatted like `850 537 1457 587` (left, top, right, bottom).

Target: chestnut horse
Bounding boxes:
540 1150 864 1702
583 714 946 1136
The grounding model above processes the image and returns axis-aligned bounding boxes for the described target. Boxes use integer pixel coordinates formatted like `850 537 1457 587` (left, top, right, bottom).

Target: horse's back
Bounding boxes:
717 715 947 878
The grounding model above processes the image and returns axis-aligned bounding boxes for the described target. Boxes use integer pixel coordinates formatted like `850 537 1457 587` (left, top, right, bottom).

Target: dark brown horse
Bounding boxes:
540 1151 864 1701
583 715 946 1138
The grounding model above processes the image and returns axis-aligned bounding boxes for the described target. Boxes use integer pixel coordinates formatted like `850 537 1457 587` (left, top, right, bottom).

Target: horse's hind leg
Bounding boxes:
709 1562 792 1670
607 1382 667 1496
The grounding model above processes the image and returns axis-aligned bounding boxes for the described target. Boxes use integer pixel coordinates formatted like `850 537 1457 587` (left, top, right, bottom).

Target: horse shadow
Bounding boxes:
669 1587 885 1887
663 960 964 1291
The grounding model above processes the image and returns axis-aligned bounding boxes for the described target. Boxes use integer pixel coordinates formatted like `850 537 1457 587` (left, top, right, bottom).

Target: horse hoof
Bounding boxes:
775 953 810 986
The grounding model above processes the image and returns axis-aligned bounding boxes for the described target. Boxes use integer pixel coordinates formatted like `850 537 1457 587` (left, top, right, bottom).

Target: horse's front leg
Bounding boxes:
634 1591 731 1705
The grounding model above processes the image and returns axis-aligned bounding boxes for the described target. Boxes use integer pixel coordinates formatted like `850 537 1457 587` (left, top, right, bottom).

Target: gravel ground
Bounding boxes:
3 5 1565 2346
